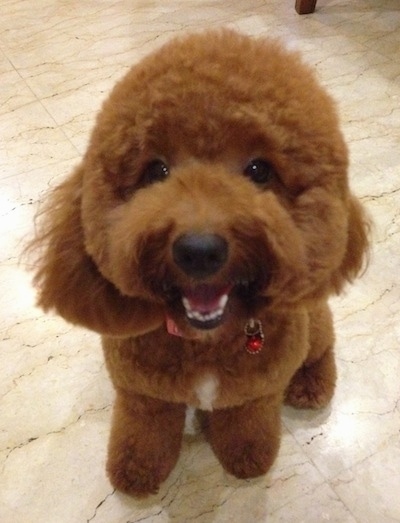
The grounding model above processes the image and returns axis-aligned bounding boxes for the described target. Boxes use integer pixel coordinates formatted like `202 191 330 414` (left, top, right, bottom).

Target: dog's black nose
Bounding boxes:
173 233 228 279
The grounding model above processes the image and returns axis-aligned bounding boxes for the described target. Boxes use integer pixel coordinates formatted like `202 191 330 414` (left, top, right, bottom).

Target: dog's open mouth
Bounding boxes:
181 283 232 329
164 280 259 331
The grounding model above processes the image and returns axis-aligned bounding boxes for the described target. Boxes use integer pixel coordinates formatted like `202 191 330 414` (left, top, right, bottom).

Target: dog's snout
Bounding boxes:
173 233 228 279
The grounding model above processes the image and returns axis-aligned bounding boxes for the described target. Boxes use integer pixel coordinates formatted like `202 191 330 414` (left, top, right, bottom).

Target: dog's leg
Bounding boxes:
285 302 337 409
202 397 281 479
106 391 186 496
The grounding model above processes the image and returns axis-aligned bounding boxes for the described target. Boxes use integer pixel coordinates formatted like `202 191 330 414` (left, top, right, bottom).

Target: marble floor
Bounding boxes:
1 0 399 521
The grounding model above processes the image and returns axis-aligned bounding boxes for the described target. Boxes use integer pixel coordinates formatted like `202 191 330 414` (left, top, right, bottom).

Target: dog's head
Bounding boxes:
31 30 369 338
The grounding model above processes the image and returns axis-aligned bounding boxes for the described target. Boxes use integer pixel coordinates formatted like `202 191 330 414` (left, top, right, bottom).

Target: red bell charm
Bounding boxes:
244 319 264 355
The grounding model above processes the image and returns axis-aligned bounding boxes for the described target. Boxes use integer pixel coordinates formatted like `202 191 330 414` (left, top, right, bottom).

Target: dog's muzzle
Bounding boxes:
170 233 229 329
164 232 261 331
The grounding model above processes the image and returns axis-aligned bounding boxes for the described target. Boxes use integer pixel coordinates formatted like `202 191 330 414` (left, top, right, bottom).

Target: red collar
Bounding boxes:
166 316 264 354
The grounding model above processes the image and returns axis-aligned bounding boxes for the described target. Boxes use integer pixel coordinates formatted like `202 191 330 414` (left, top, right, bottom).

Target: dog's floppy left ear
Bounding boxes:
334 196 370 291
28 164 164 337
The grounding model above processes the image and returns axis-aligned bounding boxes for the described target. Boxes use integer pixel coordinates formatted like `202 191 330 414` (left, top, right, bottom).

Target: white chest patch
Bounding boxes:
194 374 219 411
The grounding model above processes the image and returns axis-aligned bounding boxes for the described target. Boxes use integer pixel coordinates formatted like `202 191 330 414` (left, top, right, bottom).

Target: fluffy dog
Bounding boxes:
30 29 369 496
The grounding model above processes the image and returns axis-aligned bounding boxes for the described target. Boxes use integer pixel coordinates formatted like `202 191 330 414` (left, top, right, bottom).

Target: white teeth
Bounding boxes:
219 294 228 309
186 309 223 322
182 293 229 323
182 297 191 311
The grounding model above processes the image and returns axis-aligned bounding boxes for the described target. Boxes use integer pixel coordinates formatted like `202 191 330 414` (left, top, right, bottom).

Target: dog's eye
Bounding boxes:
243 159 275 185
142 160 169 186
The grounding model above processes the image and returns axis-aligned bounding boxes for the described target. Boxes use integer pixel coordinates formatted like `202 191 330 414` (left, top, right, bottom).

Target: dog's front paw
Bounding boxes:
285 348 336 409
215 438 278 479
107 445 175 497
107 395 186 497
203 399 281 480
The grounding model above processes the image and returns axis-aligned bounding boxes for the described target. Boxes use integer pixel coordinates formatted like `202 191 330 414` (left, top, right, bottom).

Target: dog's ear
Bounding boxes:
29 164 163 337
333 196 369 292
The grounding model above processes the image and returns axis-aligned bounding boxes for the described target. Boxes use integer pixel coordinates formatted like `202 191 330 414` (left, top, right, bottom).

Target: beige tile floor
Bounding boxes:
1 1 399 521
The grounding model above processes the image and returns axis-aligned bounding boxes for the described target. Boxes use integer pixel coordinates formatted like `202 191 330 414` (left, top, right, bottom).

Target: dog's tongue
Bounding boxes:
183 284 230 313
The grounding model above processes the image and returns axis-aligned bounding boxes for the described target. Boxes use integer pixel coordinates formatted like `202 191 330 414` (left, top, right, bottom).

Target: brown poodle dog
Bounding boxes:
30 29 369 496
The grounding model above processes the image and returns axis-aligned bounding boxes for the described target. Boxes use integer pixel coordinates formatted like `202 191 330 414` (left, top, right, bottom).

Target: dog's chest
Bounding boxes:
193 374 219 411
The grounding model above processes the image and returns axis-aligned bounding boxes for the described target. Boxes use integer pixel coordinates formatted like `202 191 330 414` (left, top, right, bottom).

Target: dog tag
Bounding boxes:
244 319 264 354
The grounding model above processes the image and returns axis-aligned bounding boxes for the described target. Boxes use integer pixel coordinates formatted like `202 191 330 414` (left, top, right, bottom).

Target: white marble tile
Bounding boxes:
0 58 36 116
1 1 399 522
0 408 112 523
270 482 358 523
0 101 78 178
332 434 400 523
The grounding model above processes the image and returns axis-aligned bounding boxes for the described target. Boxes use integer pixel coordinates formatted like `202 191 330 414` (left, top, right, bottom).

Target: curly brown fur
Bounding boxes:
28 29 369 496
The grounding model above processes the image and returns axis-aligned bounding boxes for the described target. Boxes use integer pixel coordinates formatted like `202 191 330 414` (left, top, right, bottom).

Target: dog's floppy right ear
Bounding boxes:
29 164 163 337
332 195 370 293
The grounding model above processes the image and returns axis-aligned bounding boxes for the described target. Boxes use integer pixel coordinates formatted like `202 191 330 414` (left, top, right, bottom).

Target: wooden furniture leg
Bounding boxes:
295 0 317 14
